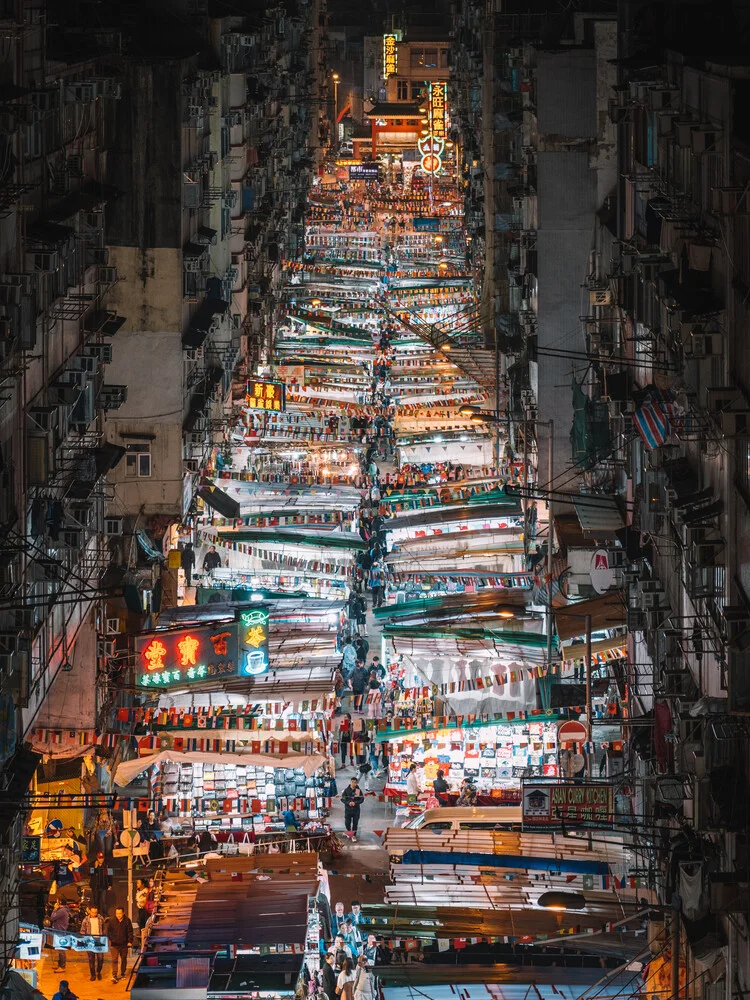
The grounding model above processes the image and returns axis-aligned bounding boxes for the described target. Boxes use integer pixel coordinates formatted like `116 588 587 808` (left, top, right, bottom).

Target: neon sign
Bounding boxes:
383 34 397 78
245 379 286 412
420 82 448 175
135 626 239 688
239 609 270 676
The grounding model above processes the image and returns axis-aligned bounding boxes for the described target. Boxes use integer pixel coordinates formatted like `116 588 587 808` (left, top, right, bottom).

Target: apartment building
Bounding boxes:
0 0 126 971
363 34 450 106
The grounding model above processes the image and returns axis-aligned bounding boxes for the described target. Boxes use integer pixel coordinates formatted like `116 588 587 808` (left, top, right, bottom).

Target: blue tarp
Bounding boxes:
399 850 611 875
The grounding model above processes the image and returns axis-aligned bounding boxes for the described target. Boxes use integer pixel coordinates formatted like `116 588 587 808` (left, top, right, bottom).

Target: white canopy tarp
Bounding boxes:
398 654 538 715
114 749 327 787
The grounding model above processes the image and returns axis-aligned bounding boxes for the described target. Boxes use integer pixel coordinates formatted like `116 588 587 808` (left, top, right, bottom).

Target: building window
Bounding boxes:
397 80 408 100
440 48 450 68
411 82 425 100
126 443 152 478
410 48 437 69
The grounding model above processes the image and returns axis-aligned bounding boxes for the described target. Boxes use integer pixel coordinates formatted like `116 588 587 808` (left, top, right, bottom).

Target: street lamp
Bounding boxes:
332 73 340 149
537 891 587 911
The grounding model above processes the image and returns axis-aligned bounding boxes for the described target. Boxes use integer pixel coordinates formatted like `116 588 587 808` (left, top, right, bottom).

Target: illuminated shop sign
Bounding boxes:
238 608 270 677
245 379 286 412
383 34 397 77
350 164 380 180
136 626 240 688
420 82 448 175
522 782 614 829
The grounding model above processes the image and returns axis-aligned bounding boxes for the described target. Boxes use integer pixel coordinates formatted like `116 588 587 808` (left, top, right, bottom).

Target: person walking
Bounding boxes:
339 714 353 768
107 905 134 984
88 852 110 913
341 777 364 841
80 906 106 981
202 544 222 574
336 956 356 1000
49 899 70 970
353 955 378 1000
320 952 338 999
181 542 195 586
350 662 367 710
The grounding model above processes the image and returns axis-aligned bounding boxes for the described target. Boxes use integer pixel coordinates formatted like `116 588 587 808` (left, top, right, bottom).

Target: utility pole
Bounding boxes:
545 420 554 677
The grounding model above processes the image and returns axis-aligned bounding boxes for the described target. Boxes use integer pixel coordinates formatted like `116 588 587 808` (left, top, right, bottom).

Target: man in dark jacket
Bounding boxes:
202 545 222 574
319 951 337 998
341 777 364 840
181 542 195 585
50 900 70 970
432 769 449 806
88 853 110 913
350 663 368 699
107 907 133 983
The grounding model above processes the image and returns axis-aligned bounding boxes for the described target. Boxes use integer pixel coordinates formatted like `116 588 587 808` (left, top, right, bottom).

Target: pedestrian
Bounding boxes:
51 981 78 1000
350 661 368 710
341 917 362 954
135 878 151 931
202 544 222 574
331 900 347 935
181 542 195 586
320 952 338 999
432 769 449 806
366 671 381 720
336 956 356 999
49 899 70 970
348 901 363 926
339 714 353 767
329 933 354 966
107 905 133 984
353 955 378 1000
91 809 114 857
406 763 421 799
79 906 106 981
341 776 364 841
457 778 477 806
369 655 385 681
88 852 110 913
354 635 369 662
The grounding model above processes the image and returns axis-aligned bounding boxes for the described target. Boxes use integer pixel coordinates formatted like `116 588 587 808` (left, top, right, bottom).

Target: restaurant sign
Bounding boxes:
136 611 271 688
245 378 286 412
522 781 614 829
383 34 397 77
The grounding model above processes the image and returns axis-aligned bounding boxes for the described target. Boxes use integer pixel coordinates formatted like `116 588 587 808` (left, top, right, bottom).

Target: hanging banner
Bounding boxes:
522 781 615 829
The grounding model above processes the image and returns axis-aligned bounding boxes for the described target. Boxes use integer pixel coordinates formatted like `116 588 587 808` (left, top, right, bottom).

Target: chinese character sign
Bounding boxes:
238 608 270 677
135 626 240 688
245 379 286 412
383 34 397 78
429 81 447 141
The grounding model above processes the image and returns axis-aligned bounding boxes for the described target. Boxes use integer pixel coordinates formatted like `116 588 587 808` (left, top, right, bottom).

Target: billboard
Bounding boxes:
522 781 614 829
350 164 380 181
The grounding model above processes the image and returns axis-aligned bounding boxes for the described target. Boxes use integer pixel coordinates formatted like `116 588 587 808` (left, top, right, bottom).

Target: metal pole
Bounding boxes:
671 902 681 1000
585 612 593 777
127 841 134 926
494 337 501 472
545 420 554 674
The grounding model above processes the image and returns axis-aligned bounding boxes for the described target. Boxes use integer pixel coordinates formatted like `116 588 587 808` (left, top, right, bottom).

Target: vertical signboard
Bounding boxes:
383 35 397 78
237 607 271 676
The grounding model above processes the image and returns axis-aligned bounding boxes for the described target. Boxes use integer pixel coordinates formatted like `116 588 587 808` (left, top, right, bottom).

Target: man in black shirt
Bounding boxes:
320 951 337 998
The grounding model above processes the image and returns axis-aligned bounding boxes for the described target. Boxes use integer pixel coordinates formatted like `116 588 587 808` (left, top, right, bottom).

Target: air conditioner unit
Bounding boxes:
685 333 724 361
84 343 113 364
642 591 666 609
589 288 612 306
649 87 679 110
183 256 204 273
98 266 118 284
26 251 59 272
711 187 748 215
104 517 123 536
656 110 679 135
627 609 646 631
73 355 97 374
27 406 58 432
674 120 694 148
640 580 663 594
188 432 205 445
721 411 750 436
100 385 128 410
61 527 83 549
691 127 721 153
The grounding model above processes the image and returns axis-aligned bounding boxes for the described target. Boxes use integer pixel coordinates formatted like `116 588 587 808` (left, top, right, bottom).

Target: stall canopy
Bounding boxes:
375 592 532 624
572 495 625 538
198 480 241 519
115 748 326 786
554 592 627 642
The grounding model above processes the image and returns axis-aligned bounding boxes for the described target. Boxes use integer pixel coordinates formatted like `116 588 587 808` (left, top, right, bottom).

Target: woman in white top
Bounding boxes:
336 956 356 997
405 763 421 798
353 956 377 1000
